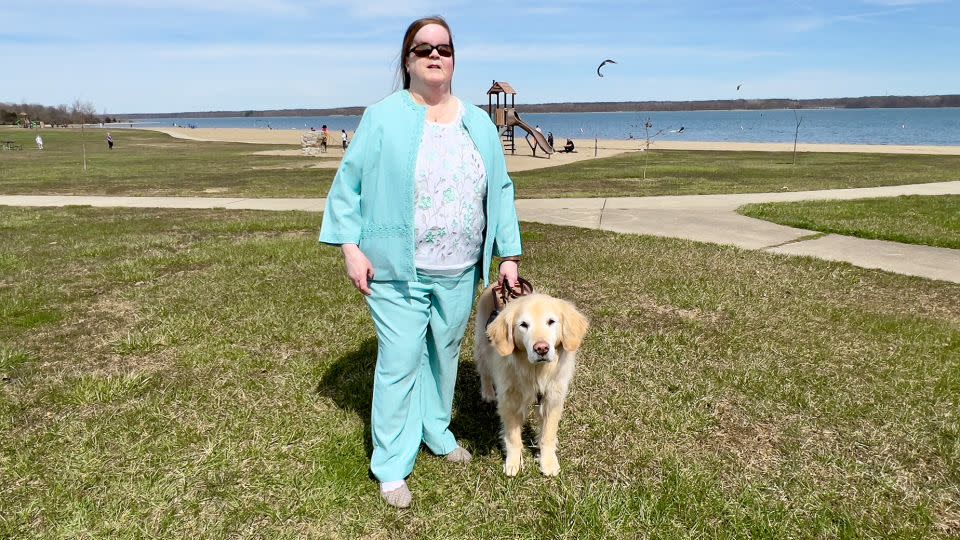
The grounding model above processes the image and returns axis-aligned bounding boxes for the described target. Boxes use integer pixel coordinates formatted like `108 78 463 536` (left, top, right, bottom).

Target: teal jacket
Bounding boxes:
319 90 522 285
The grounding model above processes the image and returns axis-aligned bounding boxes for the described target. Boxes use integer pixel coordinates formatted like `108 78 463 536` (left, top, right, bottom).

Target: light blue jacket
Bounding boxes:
319 90 522 285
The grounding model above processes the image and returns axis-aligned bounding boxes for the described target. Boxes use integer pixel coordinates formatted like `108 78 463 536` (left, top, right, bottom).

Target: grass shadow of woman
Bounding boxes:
314 336 503 461
315 337 378 457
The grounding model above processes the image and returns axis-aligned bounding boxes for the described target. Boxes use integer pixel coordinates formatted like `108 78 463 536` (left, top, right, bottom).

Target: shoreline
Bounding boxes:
145 127 960 173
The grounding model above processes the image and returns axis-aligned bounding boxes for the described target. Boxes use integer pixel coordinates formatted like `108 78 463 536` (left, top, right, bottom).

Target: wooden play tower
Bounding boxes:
487 80 517 154
487 80 553 156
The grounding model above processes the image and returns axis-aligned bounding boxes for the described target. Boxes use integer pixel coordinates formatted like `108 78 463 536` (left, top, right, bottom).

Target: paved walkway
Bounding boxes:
2 180 959 283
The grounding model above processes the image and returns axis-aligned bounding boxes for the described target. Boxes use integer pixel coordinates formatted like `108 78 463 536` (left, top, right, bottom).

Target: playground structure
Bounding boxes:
486 81 554 157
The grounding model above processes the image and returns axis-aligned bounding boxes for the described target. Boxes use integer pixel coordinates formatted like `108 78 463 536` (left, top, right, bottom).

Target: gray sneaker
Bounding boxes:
381 483 412 509
445 446 472 463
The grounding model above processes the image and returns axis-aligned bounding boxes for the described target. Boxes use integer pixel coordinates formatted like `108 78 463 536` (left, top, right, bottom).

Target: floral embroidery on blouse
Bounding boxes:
413 100 487 272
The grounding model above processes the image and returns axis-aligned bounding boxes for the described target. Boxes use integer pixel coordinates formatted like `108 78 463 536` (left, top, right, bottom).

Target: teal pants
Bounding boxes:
365 266 480 482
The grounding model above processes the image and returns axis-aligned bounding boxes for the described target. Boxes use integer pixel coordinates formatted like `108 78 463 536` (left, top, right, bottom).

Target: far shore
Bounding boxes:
147 126 960 173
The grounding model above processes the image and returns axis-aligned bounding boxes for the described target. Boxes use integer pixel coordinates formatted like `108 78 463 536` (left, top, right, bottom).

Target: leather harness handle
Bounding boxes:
492 275 534 313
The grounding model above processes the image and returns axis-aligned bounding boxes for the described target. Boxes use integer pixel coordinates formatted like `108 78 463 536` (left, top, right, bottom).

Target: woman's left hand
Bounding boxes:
498 260 519 288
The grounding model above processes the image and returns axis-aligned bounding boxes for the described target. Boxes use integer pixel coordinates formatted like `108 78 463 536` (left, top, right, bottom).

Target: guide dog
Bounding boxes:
474 286 589 476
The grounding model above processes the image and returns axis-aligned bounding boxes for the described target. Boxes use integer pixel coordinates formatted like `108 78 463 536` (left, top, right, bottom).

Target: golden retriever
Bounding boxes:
474 287 589 476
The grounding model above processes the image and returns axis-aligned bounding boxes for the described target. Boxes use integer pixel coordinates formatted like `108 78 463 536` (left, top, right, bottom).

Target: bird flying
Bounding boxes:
597 59 617 77
736 83 742 91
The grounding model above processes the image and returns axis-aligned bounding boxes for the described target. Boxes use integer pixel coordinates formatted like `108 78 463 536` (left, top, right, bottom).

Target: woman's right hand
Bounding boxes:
341 244 374 295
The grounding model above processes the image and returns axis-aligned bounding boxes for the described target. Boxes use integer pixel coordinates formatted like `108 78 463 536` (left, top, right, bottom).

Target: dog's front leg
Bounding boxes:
537 394 565 476
499 398 525 476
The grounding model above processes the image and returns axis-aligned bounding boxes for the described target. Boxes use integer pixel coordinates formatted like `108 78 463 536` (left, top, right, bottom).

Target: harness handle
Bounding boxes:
492 275 534 313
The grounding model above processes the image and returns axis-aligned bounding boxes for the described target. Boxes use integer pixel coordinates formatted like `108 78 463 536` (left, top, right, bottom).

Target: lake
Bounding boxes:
128 107 960 146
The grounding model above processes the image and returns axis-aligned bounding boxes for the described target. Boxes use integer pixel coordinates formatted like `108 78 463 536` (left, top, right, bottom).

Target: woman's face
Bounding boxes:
405 23 454 90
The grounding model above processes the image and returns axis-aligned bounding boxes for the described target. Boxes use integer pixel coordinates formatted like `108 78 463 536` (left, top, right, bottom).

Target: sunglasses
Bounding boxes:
408 43 454 58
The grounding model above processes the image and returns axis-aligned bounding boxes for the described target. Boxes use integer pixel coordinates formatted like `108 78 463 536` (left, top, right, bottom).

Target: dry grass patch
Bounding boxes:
2 207 958 538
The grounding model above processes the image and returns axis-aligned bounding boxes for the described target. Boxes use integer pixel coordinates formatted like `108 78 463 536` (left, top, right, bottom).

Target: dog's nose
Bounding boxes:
533 341 550 356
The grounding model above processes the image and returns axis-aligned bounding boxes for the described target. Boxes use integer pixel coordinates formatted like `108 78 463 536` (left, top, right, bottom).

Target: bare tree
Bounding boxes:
792 107 803 166
628 117 683 180
71 99 98 124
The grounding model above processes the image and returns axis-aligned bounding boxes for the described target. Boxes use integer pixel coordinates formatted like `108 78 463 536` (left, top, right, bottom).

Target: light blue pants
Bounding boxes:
365 266 480 482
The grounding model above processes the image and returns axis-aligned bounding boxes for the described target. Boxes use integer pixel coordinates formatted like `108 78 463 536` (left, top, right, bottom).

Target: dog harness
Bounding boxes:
485 275 534 328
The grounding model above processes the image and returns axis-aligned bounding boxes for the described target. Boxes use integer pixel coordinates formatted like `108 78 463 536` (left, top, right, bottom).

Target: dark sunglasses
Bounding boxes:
408 43 454 58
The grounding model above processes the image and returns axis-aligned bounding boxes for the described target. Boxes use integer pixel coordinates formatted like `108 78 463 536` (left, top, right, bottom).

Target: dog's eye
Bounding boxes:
547 319 556 326
519 322 529 329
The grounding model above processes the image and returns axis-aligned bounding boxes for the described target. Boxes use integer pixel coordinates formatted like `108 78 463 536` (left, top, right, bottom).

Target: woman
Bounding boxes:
319 16 522 508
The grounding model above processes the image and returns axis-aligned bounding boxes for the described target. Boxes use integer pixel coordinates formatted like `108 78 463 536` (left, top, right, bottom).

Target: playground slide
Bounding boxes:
512 117 554 155
502 109 554 154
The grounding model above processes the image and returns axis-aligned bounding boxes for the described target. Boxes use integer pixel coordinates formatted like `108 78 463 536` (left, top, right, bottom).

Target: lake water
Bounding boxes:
128 107 960 146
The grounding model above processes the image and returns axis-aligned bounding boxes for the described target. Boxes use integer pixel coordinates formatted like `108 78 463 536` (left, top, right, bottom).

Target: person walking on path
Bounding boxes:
106 133 114 150
341 128 348 150
35 134 43 150
320 125 328 153
319 16 522 509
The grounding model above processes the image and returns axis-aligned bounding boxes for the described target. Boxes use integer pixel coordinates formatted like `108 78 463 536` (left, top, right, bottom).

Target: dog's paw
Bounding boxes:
480 381 496 402
539 451 560 476
503 454 523 476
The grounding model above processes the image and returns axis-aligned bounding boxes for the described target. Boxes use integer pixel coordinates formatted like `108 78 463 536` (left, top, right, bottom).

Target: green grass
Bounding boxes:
2 207 959 538
511 150 960 198
0 127 336 197
3 128 960 199
740 195 960 249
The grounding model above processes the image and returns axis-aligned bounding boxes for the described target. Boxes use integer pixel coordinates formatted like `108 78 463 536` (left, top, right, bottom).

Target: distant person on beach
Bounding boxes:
320 124 329 152
319 16 521 509
341 129 348 149
564 138 575 152
35 134 43 150
106 133 114 150
547 131 554 148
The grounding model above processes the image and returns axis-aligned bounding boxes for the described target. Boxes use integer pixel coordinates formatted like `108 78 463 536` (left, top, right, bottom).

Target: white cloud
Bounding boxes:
152 43 394 61
862 0 941 5
57 0 307 16
459 42 783 64
344 0 467 19
776 7 911 33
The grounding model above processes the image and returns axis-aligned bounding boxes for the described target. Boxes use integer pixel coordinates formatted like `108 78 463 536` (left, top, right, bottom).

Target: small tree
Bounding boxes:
628 116 683 180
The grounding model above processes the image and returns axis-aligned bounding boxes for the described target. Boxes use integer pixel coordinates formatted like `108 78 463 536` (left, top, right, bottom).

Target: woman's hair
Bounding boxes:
396 16 454 90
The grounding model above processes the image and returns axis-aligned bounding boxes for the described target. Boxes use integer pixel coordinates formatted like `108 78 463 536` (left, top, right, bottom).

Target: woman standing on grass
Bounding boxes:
319 16 522 508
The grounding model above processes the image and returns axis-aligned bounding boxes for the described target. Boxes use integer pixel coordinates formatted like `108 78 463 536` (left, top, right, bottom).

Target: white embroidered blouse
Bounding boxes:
413 100 488 273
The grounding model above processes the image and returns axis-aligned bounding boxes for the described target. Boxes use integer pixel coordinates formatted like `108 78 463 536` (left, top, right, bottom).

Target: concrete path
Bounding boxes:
515 181 960 283
2 180 958 283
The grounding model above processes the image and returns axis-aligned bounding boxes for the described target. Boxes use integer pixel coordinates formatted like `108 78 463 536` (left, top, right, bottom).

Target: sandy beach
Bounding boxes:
148 127 960 173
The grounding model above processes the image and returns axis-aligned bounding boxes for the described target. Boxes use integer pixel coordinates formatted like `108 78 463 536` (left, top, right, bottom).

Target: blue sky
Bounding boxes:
2 0 957 114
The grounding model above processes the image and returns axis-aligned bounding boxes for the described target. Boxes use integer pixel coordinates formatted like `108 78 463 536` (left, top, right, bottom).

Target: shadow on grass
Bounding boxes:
315 336 503 461
450 360 502 457
315 337 377 457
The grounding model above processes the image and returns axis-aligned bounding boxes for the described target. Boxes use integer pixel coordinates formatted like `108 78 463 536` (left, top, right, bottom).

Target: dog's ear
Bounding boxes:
559 300 589 352
486 303 516 357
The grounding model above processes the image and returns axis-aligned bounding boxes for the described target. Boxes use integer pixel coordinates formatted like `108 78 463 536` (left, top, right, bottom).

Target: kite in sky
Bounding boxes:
597 59 617 77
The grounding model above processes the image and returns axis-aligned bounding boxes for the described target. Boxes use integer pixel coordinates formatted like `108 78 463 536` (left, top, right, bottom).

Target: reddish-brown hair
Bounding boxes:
396 16 455 90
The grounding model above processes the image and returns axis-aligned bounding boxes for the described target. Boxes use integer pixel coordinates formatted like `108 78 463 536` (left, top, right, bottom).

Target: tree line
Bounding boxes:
116 94 960 120
514 95 960 114
0 100 119 126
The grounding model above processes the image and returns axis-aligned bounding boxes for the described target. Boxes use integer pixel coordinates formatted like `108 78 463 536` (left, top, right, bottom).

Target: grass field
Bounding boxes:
740 195 960 250
0 128 336 197
3 128 960 199
2 207 959 538
510 149 960 199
